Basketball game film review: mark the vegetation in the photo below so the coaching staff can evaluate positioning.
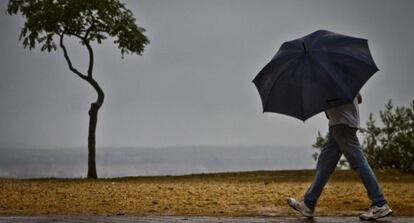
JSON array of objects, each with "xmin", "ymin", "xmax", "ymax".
[
  {"xmin": 313, "ymin": 100, "xmax": 414, "ymax": 172},
  {"xmin": 7, "ymin": 0, "xmax": 149, "ymax": 178}
]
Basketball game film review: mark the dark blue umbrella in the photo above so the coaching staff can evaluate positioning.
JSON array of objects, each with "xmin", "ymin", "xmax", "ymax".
[{"xmin": 252, "ymin": 30, "xmax": 379, "ymax": 121}]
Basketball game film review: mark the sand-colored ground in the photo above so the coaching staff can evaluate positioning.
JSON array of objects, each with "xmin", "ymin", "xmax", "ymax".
[{"xmin": 0, "ymin": 170, "xmax": 413, "ymax": 216}]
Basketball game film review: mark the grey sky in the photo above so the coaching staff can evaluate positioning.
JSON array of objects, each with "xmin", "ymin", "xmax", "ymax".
[{"xmin": 0, "ymin": 0, "xmax": 413, "ymax": 149}]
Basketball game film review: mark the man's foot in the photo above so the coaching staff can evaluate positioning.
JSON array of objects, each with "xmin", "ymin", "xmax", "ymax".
[
  {"xmin": 287, "ymin": 197, "xmax": 314, "ymax": 218},
  {"xmin": 359, "ymin": 203, "xmax": 393, "ymax": 221}
]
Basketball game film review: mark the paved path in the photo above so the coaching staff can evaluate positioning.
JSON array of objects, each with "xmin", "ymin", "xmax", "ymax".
[{"xmin": 0, "ymin": 215, "xmax": 409, "ymax": 223}]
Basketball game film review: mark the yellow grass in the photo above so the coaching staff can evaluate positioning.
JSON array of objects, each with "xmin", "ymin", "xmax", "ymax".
[{"xmin": 0, "ymin": 169, "xmax": 413, "ymax": 216}]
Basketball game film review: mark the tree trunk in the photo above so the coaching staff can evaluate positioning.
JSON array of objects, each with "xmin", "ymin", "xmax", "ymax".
[
  {"xmin": 86, "ymin": 78, "xmax": 104, "ymax": 179},
  {"xmin": 86, "ymin": 80, "xmax": 104, "ymax": 179},
  {"xmin": 87, "ymin": 102, "xmax": 99, "ymax": 179}
]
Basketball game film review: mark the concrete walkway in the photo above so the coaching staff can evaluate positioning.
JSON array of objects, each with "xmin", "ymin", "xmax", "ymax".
[{"xmin": 0, "ymin": 215, "xmax": 407, "ymax": 223}]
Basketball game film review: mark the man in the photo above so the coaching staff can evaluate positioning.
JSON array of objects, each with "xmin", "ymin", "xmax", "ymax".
[{"xmin": 287, "ymin": 93, "xmax": 392, "ymax": 221}]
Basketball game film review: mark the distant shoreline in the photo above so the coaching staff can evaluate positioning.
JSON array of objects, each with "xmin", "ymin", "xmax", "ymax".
[
  {"xmin": 1, "ymin": 169, "xmax": 412, "ymax": 181},
  {"xmin": 0, "ymin": 146, "xmax": 315, "ymax": 178}
]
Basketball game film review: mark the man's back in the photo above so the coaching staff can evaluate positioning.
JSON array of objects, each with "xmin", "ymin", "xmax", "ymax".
[{"xmin": 325, "ymin": 96, "xmax": 360, "ymax": 128}]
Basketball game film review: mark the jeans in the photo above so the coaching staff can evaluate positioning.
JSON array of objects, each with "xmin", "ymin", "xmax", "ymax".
[{"xmin": 303, "ymin": 124, "xmax": 387, "ymax": 210}]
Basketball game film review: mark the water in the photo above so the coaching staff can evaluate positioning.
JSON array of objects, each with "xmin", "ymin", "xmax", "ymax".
[{"xmin": 0, "ymin": 146, "xmax": 316, "ymax": 178}]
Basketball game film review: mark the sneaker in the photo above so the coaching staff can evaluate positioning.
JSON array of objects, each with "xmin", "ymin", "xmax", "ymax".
[
  {"xmin": 359, "ymin": 203, "xmax": 393, "ymax": 221},
  {"xmin": 287, "ymin": 197, "xmax": 314, "ymax": 218}
]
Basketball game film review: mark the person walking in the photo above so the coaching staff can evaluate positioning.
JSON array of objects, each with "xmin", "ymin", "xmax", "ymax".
[{"xmin": 287, "ymin": 93, "xmax": 393, "ymax": 221}]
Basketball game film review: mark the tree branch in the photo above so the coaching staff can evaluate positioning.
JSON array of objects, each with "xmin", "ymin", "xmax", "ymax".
[
  {"xmin": 59, "ymin": 31, "xmax": 103, "ymax": 107},
  {"xmin": 59, "ymin": 33, "xmax": 88, "ymax": 81},
  {"xmin": 67, "ymin": 22, "xmax": 95, "ymax": 79},
  {"xmin": 84, "ymin": 17, "xmax": 95, "ymax": 40},
  {"xmin": 85, "ymin": 40, "xmax": 94, "ymax": 78}
]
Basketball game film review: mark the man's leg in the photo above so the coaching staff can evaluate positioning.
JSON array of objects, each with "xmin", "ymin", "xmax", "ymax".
[
  {"xmin": 303, "ymin": 130, "xmax": 342, "ymax": 210},
  {"xmin": 330, "ymin": 124, "xmax": 387, "ymax": 207}
]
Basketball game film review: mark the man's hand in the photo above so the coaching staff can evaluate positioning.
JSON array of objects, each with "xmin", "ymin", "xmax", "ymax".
[{"xmin": 357, "ymin": 93, "xmax": 362, "ymax": 104}]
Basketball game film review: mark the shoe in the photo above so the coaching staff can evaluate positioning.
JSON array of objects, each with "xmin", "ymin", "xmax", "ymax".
[
  {"xmin": 359, "ymin": 203, "xmax": 393, "ymax": 221},
  {"xmin": 287, "ymin": 197, "xmax": 314, "ymax": 218}
]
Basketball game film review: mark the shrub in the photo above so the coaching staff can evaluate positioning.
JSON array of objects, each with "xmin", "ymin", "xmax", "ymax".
[{"xmin": 312, "ymin": 100, "xmax": 414, "ymax": 172}]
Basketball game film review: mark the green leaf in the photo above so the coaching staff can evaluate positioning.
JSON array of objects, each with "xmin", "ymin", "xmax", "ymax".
[{"xmin": 7, "ymin": 0, "xmax": 149, "ymax": 57}]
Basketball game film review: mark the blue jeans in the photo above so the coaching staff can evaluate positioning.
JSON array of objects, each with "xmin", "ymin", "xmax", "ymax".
[{"xmin": 304, "ymin": 124, "xmax": 387, "ymax": 210}]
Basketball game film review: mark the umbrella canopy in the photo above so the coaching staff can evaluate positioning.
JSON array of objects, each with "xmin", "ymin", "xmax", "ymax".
[{"xmin": 252, "ymin": 30, "xmax": 379, "ymax": 121}]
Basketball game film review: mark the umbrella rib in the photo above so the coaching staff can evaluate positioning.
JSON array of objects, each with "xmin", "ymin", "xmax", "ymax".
[
  {"xmin": 313, "ymin": 36, "xmax": 366, "ymax": 49},
  {"xmin": 315, "ymin": 50, "xmax": 378, "ymax": 70},
  {"xmin": 299, "ymin": 59, "xmax": 306, "ymax": 121},
  {"xmin": 271, "ymin": 49, "xmax": 302, "ymax": 62},
  {"xmin": 262, "ymin": 55, "xmax": 301, "ymax": 111},
  {"xmin": 310, "ymin": 56, "xmax": 353, "ymax": 101}
]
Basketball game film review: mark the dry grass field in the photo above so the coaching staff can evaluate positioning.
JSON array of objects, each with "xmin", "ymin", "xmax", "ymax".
[{"xmin": 0, "ymin": 169, "xmax": 413, "ymax": 216}]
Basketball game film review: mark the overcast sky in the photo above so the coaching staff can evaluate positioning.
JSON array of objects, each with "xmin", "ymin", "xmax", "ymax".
[{"xmin": 0, "ymin": 0, "xmax": 413, "ymax": 149}]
